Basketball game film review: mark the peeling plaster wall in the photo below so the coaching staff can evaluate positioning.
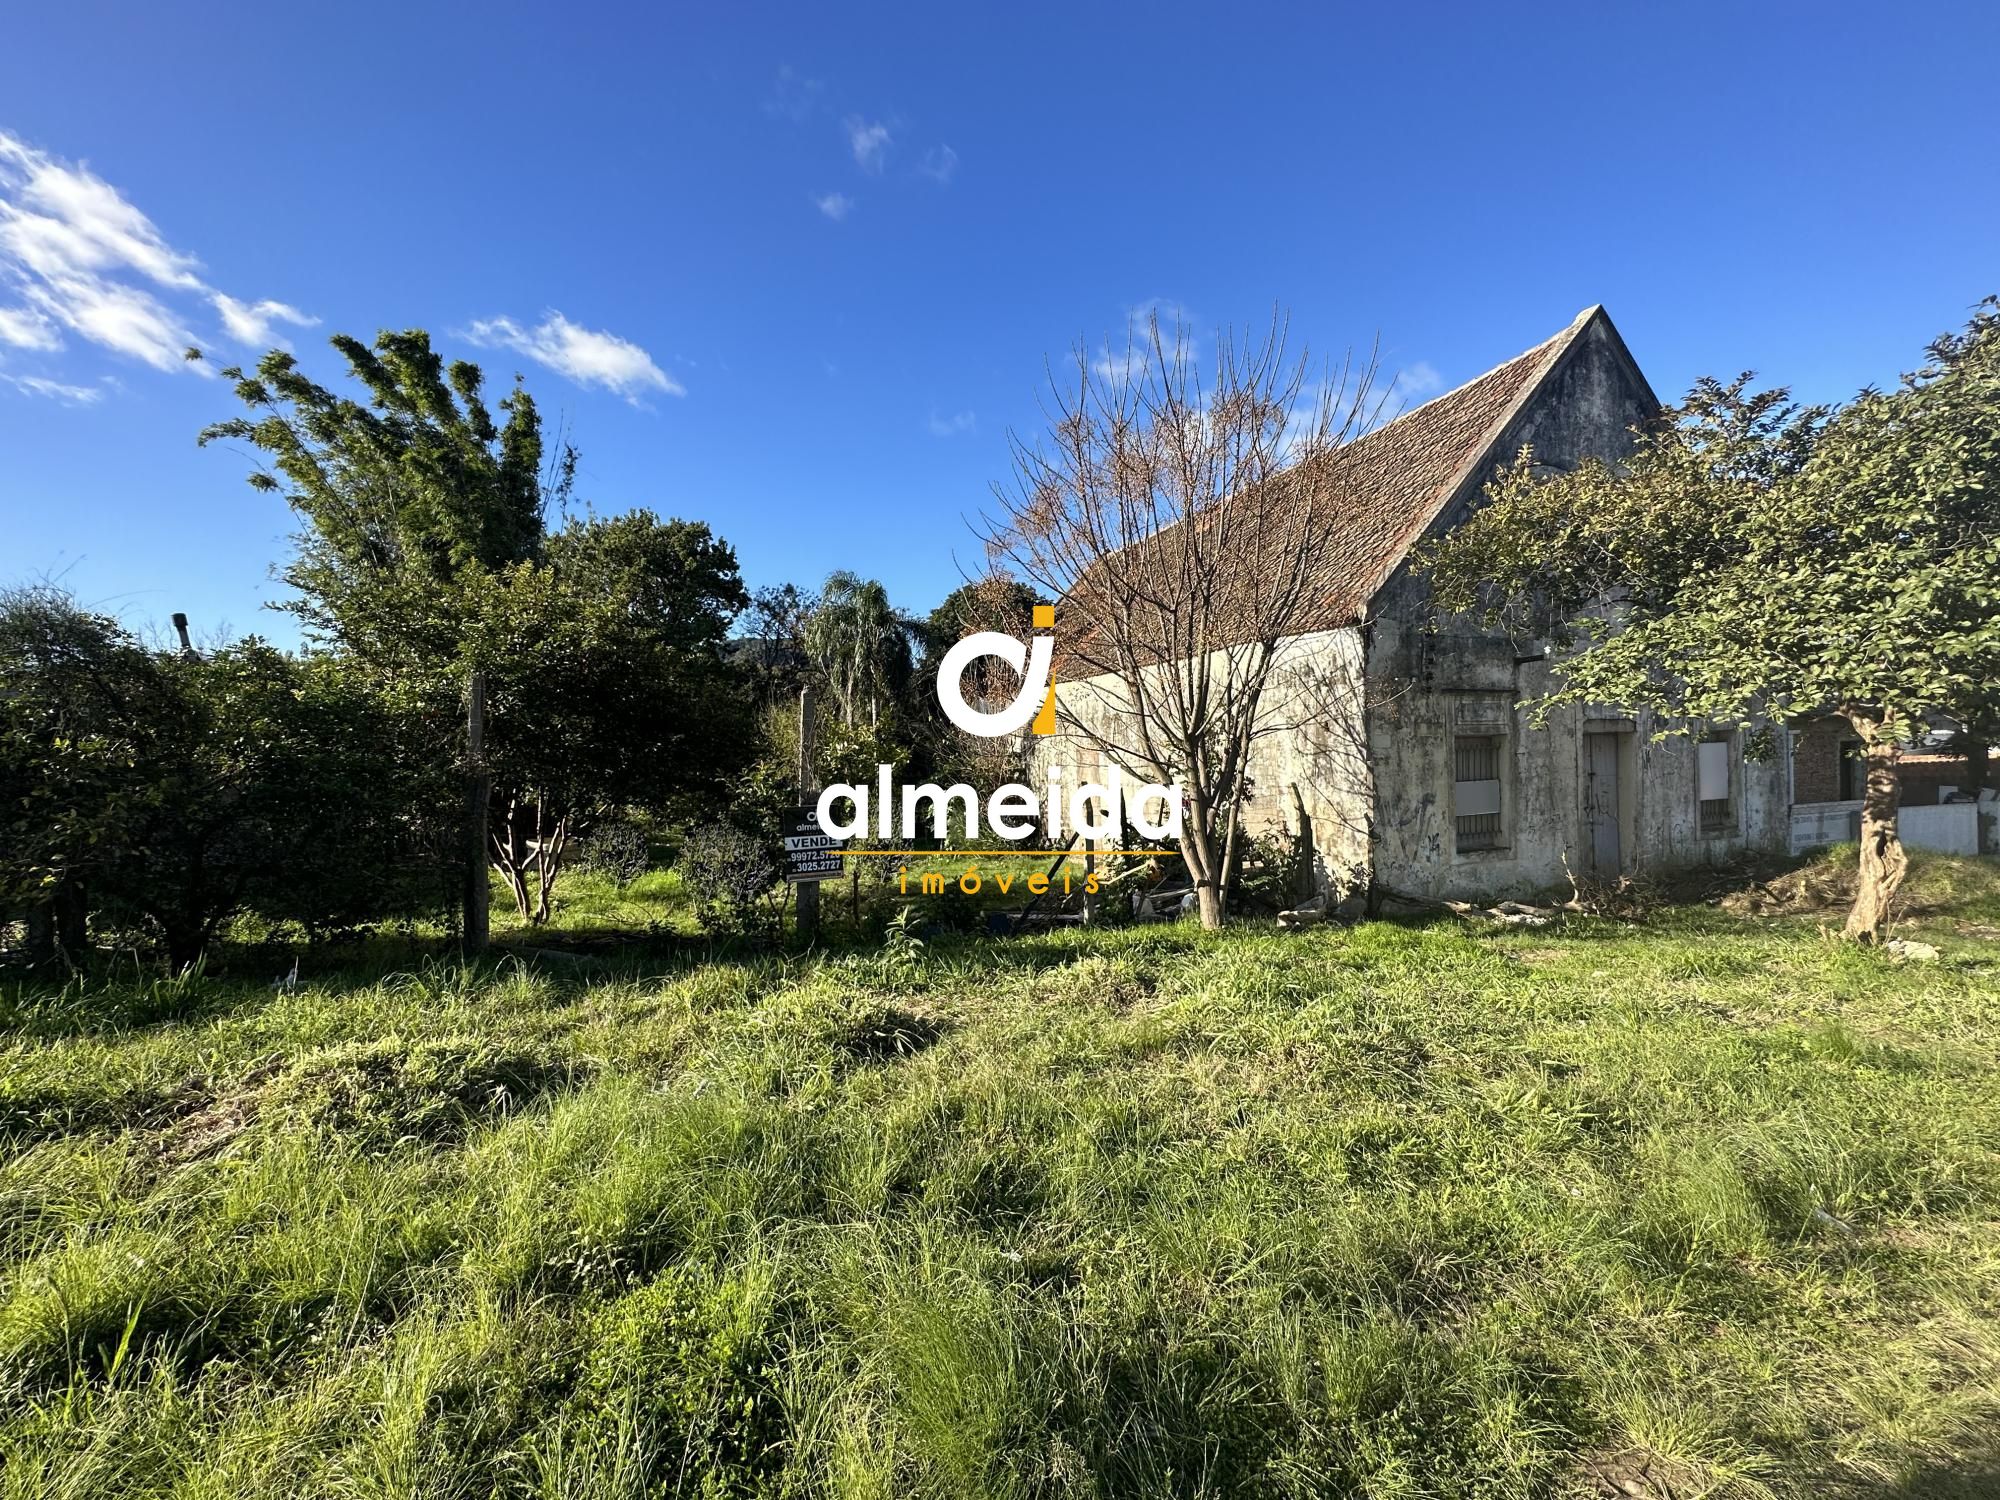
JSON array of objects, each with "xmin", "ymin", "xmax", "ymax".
[
  {"xmin": 1038, "ymin": 312, "xmax": 1795, "ymax": 908},
  {"xmin": 1042, "ymin": 628, "xmax": 1375, "ymax": 886},
  {"xmin": 1364, "ymin": 312, "xmax": 1791, "ymax": 902},
  {"xmin": 1362, "ymin": 620, "xmax": 1791, "ymax": 901}
]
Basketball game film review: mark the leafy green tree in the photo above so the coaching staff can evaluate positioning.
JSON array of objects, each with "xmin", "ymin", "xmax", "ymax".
[
  {"xmin": 466, "ymin": 513, "xmax": 749, "ymax": 919},
  {"xmin": 1, "ymin": 589, "xmax": 448, "ymax": 967},
  {"xmin": 917, "ymin": 575, "xmax": 1044, "ymax": 792},
  {"xmin": 736, "ymin": 581, "xmax": 819, "ymax": 703},
  {"xmin": 0, "ymin": 589, "xmax": 169, "ymax": 962},
  {"xmin": 202, "ymin": 331, "xmax": 753, "ymax": 924},
  {"xmin": 199, "ymin": 329, "xmax": 564, "ymax": 666},
  {"xmin": 1423, "ymin": 301, "xmax": 2000, "ymax": 940},
  {"xmin": 803, "ymin": 572, "xmax": 917, "ymax": 728},
  {"xmin": 108, "ymin": 644, "xmax": 450, "ymax": 965}
]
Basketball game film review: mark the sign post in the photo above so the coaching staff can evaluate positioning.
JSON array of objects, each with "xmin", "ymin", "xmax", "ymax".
[
  {"xmin": 795, "ymin": 687, "xmax": 822, "ymax": 937},
  {"xmin": 783, "ymin": 808, "xmax": 846, "ymax": 884}
]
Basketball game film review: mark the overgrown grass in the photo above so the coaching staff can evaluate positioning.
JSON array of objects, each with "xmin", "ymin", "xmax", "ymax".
[{"xmin": 3, "ymin": 858, "xmax": 1999, "ymax": 1497}]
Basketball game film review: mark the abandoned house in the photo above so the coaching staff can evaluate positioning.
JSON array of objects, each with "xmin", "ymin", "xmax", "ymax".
[{"xmin": 1043, "ymin": 305, "xmax": 1994, "ymax": 903}]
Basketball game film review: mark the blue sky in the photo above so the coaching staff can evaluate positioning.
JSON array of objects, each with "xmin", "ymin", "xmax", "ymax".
[{"xmin": 3, "ymin": 2, "xmax": 1997, "ymax": 644}]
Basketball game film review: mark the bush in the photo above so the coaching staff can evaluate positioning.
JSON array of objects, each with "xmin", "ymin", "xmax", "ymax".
[
  {"xmin": 677, "ymin": 822, "xmax": 782, "ymax": 938},
  {"xmin": 577, "ymin": 818, "xmax": 652, "ymax": 886}
]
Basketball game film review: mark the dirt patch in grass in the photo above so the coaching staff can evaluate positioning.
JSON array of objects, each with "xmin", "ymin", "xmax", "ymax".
[
  {"xmin": 1579, "ymin": 1445, "xmax": 1704, "ymax": 1499},
  {"xmin": 832, "ymin": 1004, "xmax": 950, "ymax": 1066},
  {"xmin": 1719, "ymin": 849, "xmax": 2000, "ymax": 923},
  {"xmin": 153, "ymin": 1054, "xmax": 286, "ymax": 1163}
]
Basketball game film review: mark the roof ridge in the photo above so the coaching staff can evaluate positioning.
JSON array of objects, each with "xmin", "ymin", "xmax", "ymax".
[
  {"xmin": 1350, "ymin": 308, "xmax": 1601, "ymax": 613},
  {"xmin": 1352, "ymin": 305, "xmax": 1598, "ymax": 446}
]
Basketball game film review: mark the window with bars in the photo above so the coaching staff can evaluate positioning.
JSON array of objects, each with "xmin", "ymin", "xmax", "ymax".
[
  {"xmin": 1454, "ymin": 735, "xmax": 1504, "ymax": 852},
  {"xmin": 1697, "ymin": 735, "xmax": 1734, "ymax": 834}
]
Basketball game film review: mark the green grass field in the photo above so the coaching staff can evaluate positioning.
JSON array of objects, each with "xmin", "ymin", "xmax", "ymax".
[{"xmin": 3, "ymin": 856, "xmax": 1999, "ymax": 1498}]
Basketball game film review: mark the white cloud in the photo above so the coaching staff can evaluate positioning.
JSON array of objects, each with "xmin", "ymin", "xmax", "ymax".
[
  {"xmin": 0, "ymin": 129, "xmax": 314, "ymax": 382},
  {"xmin": 813, "ymin": 191, "xmax": 854, "ymax": 222},
  {"xmin": 764, "ymin": 65, "xmax": 823, "ymax": 121},
  {"xmin": 1389, "ymin": 361, "xmax": 1443, "ymax": 402},
  {"xmin": 1355, "ymin": 361, "xmax": 1446, "ymax": 430},
  {"xmin": 2, "ymin": 371, "xmax": 103, "ymax": 404},
  {"xmin": 1093, "ymin": 298, "xmax": 1195, "ymax": 385},
  {"xmin": 0, "ymin": 303, "xmax": 58, "ymax": 349},
  {"xmin": 1284, "ymin": 360, "xmax": 1449, "ymax": 455},
  {"xmin": 26, "ymin": 272, "xmax": 194, "ymax": 371},
  {"xmin": 845, "ymin": 116, "xmax": 892, "ymax": 173},
  {"xmin": 927, "ymin": 409, "xmax": 976, "ymax": 437},
  {"xmin": 462, "ymin": 310, "xmax": 682, "ymax": 403},
  {"xmin": 213, "ymin": 293, "xmax": 318, "ymax": 347},
  {"xmin": 917, "ymin": 145, "xmax": 959, "ymax": 184},
  {"xmin": 1092, "ymin": 347, "xmax": 1148, "ymax": 385}
]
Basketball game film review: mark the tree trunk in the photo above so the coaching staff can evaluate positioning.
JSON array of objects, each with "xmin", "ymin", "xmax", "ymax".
[
  {"xmin": 163, "ymin": 916, "xmax": 205, "ymax": 972},
  {"xmin": 25, "ymin": 901, "xmax": 54, "ymax": 967},
  {"xmin": 1843, "ymin": 716, "xmax": 1908, "ymax": 943},
  {"xmin": 1179, "ymin": 788, "xmax": 1226, "ymax": 931},
  {"xmin": 494, "ymin": 800, "xmax": 532, "ymax": 920},
  {"xmin": 52, "ymin": 881, "xmax": 87, "ymax": 962},
  {"xmin": 464, "ymin": 671, "xmax": 490, "ymax": 954},
  {"xmin": 532, "ymin": 812, "xmax": 568, "ymax": 925}
]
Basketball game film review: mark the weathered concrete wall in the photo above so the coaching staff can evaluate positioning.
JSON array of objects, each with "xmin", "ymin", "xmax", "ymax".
[
  {"xmin": 1363, "ymin": 619, "xmax": 1791, "ymax": 900},
  {"xmin": 1362, "ymin": 311, "xmax": 1790, "ymax": 902},
  {"xmin": 1041, "ymin": 628, "xmax": 1375, "ymax": 889},
  {"xmin": 1039, "ymin": 311, "xmax": 1798, "ymax": 908}
]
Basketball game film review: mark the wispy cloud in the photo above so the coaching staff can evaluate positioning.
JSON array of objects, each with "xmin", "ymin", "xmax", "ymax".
[
  {"xmin": 2, "ymin": 371, "xmax": 102, "ymax": 404},
  {"xmin": 845, "ymin": 116, "xmax": 892, "ymax": 173},
  {"xmin": 1282, "ymin": 360, "xmax": 1447, "ymax": 455},
  {"xmin": 927, "ymin": 409, "xmax": 976, "ymax": 437},
  {"xmin": 917, "ymin": 145, "xmax": 959, "ymax": 185},
  {"xmin": 213, "ymin": 293, "xmax": 318, "ymax": 348},
  {"xmin": 1388, "ymin": 361, "xmax": 1442, "ymax": 403},
  {"xmin": 764, "ymin": 65, "xmax": 823, "ymax": 122},
  {"xmin": 462, "ymin": 310, "xmax": 682, "ymax": 404},
  {"xmin": 0, "ymin": 302, "xmax": 59, "ymax": 350},
  {"xmin": 0, "ymin": 129, "xmax": 314, "ymax": 378},
  {"xmin": 1354, "ymin": 360, "xmax": 1445, "ymax": 430},
  {"xmin": 1093, "ymin": 298, "xmax": 1195, "ymax": 384},
  {"xmin": 813, "ymin": 191, "xmax": 854, "ymax": 222}
]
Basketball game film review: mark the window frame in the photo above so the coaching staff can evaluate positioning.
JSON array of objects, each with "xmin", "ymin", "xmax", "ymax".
[
  {"xmin": 1696, "ymin": 732, "xmax": 1737, "ymax": 837},
  {"xmin": 1453, "ymin": 732, "xmax": 1508, "ymax": 855}
]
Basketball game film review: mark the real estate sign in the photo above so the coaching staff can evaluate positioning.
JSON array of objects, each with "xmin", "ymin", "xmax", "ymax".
[{"xmin": 782, "ymin": 808, "xmax": 846, "ymax": 882}]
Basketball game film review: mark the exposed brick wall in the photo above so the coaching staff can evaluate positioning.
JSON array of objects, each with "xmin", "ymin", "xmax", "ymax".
[
  {"xmin": 1792, "ymin": 718, "xmax": 1981, "ymax": 808},
  {"xmin": 1900, "ymin": 754, "xmax": 1980, "ymax": 808},
  {"xmin": 1792, "ymin": 719, "xmax": 1851, "ymax": 804}
]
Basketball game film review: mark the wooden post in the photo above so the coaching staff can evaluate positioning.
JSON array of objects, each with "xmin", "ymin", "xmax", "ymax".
[
  {"xmin": 1082, "ymin": 836, "xmax": 1098, "ymax": 923},
  {"xmin": 1288, "ymin": 783, "xmax": 1317, "ymax": 903},
  {"xmin": 797, "ymin": 685, "xmax": 818, "ymax": 940},
  {"xmin": 465, "ymin": 670, "xmax": 490, "ymax": 953}
]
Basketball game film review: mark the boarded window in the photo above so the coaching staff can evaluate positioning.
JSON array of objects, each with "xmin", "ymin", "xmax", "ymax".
[
  {"xmin": 1454, "ymin": 736, "xmax": 1503, "ymax": 852},
  {"xmin": 1698, "ymin": 736, "xmax": 1733, "ymax": 834}
]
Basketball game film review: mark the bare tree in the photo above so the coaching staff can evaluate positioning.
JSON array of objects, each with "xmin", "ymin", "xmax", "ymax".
[{"xmin": 982, "ymin": 310, "xmax": 1382, "ymax": 928}]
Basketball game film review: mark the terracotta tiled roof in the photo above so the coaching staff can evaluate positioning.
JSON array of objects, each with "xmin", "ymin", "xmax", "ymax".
[
  {"xmin": 1294, "ymin": 308, "xmax": 1591, "ymax": 627},
  {"xmin": 1052, "ymin": 310, "xmax": 1599, "ymax": 675}
]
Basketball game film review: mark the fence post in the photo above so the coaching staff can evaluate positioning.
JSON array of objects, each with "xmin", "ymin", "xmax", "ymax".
[
  {"xmin": 797, "ymin": 685, "xmax": 818, "ymax": 940},
  {"xmin": 465, "ymin": 670, "xmax": 490, "ymax": 954}
]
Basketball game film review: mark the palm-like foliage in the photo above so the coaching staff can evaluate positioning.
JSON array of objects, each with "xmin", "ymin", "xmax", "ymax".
[{"xmin": 802, "ymin": 572, "xmax": 916, "ymax": 726}]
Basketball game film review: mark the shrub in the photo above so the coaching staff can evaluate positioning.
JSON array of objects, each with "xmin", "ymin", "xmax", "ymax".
[
  {"xmin": 677, "ymin": 822, "xmax": 782, "ymax": 938},
  {"xmin": 577, "ymin": 818, "xmax": 652, "ymax": 886}
]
